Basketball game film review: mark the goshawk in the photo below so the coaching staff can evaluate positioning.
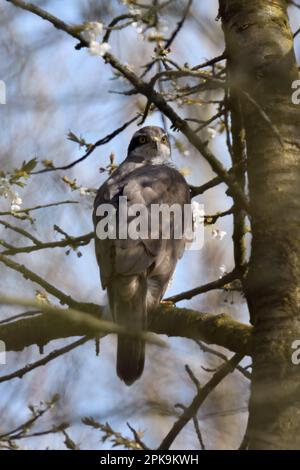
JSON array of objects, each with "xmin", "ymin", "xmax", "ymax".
[{"xmin": 93, "ymin": 126, "xmax": 191, "ymax": 385}]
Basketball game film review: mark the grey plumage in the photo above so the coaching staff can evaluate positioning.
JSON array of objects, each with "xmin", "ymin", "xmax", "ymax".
[{"xmin": 93, "ymin": 126, "xmax": 191, "ymax": 385}]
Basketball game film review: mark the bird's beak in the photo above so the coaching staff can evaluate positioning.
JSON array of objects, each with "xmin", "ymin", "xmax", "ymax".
[{"xmin": 151, "ymin": 136, "xmax": 160, "ymax": 150}]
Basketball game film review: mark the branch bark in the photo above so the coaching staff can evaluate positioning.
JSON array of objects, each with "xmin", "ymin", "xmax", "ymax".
[{"xmin": 0, "ymin": 300, "xmax": 251, "ymax": 355}]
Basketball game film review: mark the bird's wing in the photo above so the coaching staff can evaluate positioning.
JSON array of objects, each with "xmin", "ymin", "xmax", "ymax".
[{"xmin": 93, "ymin": 163, "xmax": 191, "ymax": 289}]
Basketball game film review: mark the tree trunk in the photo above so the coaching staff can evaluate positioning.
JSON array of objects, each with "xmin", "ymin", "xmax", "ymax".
[{"xmin": 220, "ymin": 0, "xmax": 300, "ymax": 449}]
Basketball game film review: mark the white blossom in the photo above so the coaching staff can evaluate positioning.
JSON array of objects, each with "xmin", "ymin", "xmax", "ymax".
[
  {"xmin": 79, "ymin": 187, "xmax": 89, "ymax": 196},
  {"xmin": 0, "ymin": 178, "xmax": 23, "ymax": 211},
  {"xmin": 10, "ymin": 194, "xmax": 22, "ymax": 212},
  {"xmin": 128, "ymin": 6, "xmax": 142, "ymax": 15},
  {"xmin": 89, "ymin": 41, "xmax": 111, "ymax": 57},
  {"xmin": 13, "ymin": 196, "xmax": 22, "ymax": 206},
  {"xmin": 121, "ymin": 1, "xmax": 142, "ymax": 14},
  {"xmin": 207, "ymin": 127, "xmax": 217, "ymax": 139},
  {"xmin": 11, "ymin": 203, "xmax": 21, "ymax": 212},
  {"xmin": 219, "ymin": 264, "xmax": 227, "ymax": 277},
  {"xmin": 0, "ymin": 177, "xmax": 11, "ymax": 198},
  {"xmin": 192, "ymin": 201, "xmax": 205, "ymax": 228},
  {"xmin": 131, "ymin": 21, "xmax": 144, "ymax": 35},
  {"xmin": 212, "ymin": 228, "xmax": 227, "ymax": 240},
  {"xmin": 80, "ymin": 22, "xmax": 111, "ymax": 58},
  {"xmin": 81, "ymin": 22, "xmax": 103, "ymax": 43}
]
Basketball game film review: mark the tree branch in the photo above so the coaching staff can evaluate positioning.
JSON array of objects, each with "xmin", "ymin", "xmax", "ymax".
[
  {"xmin": 0, "ymin": 253, "xmax": 95, "ymax": 311},
  {"xmin": 0, "ymin": 200, "xmax": 78, "ymax": 218},
  {"xmin": 0, "ymin": 296, "xmax": 164, "ymax": 348},
  {"xmin": 157, "ymin": 353, "xmax": 243, "ymax": 449},
  {"xmin": 31, "ymin": 115, "xmax": 139, "ymax": 175},
  {"xmin": 0, "ymin": 231, "xmax": 94, "ymax": 256},
  {"xmin": 0, "ymin": 336, "xmax": 89, "ymax": 384},
  {"xmin": 0, "ymin": 300, "xmax": 252, "ymax": 355},
  {"xmin": 190, "ymin": 176, "xmax": 222, "ymax": 198},
  {"xmin": 165, "ymin": 270, "xmax": 238, "ymax": 303},
  {"xmin": 6, "ymin": 0, "xmax": 249, "ymax": 212}
]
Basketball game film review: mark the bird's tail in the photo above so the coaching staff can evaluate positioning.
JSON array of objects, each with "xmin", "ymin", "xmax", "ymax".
[{"xmin": 110, "ymin": 276, "xmax": 147, "ymax": 386}]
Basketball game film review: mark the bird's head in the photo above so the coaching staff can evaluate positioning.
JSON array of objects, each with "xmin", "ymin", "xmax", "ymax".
[{"xmin": 127, "ymin": 126, "xmax": 171, "ymax": 163}]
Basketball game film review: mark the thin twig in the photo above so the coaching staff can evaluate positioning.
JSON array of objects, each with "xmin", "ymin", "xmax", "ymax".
[
  {"xmin": 204, "ymin": 207, "xmax": 233, "ymax": 225},
  {"xmin": 165, "ymin": 270, "xmax": 238, "ymax": 303},
  {"xmin": 0, "ymin": 310, "xmax": 40, "ymax": 325},
  {"xmin": 196, "ymin": 341, "xmax": 251, "ymax": 380},
  {"xmin": 0, "ymin": 200, "xmax": 78, "ymax": 217},
  {"xmin": 1, "ymin": 231, "xmax": 94, "ymax": 256},
  {"xmin": 141, "ymin": 0, "xmax": 193, "ymax": 77},
  {"xmin": 0, "ymin": 253, "xmax": 91, "ymax": 310},
  {"xmin": 0, "ymin": 220, "xmax": 41, "ymax": 244},
  {"xmin": 127, "ymin": 422, "xmax": 149, "ymax": 450},
  {"xmin": 31, "ymin": 115, "xmax": 139, "ymax": 175},
  {"xmin": 157, "ymin": 353, "xmax": 243, "ymax": 449},
  {"xmin": 0, "ymin": 337, "xmax": 89, "ymax": 383},
  {"xmin": 193, "ymin": 416, "xmax": 206, "ymax": 450},
  {"xmin": 190, "ymin": 176, "xmax": 222, "ymax": 198},
  {"xmin": 0, "ymin": 398, "xmax": 57, "ymax": 439},
  {"xmin": 185, "ymin": 364, "xmax": 201, "ymax": 391},
  {"xmin": 192, "ymin": 52, "xmax": 226, "ymax": 70}
]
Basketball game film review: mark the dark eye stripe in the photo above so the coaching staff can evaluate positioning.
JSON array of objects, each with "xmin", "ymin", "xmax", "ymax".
[{"xmin": 128, "ymin": 135, "xmax": 147, "ymax": 152}]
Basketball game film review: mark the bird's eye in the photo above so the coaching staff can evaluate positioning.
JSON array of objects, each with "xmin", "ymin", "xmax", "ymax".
[
  {"xmin": 139, "ymin": 136, "xmax": 147, "ymax": 144},
  {"xmin": 161, "ymin": 135, "xmax": 168, "ymax": 144}
]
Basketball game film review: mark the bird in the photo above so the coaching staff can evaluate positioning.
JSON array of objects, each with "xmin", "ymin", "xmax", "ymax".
[{"xmin": 93, "ymin": 126, "xmax": 191, "ymax": 385}]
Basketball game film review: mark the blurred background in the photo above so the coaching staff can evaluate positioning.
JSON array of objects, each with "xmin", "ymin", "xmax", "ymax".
[{"xmin": 0, "ymin": 0, "xmax": 299, "ymax": 450}]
